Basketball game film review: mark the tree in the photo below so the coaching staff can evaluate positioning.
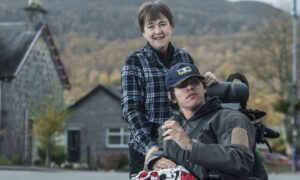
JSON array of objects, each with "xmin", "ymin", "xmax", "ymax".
[
  {"xmin": 32, "ymin": 93, "xmax": 69, "ymax": 166},
  {"xmin": 242, "ymin": 14, "xmax": 292, "ymax": 96},
  {"xmin": 241, "ymin": 14, "xmax": 299, "ymax": 154}
]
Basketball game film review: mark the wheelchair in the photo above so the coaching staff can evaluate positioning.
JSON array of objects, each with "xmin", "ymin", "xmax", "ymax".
[
  {"xmin": 206, "ymin": 82, "xmax": 280, "ymax": 150},
  {"xmin": 204, "ymin": 82, "xmax": 280, "ymax": 180}
]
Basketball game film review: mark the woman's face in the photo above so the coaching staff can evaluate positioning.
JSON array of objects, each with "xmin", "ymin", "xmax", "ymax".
[
  {"xmin": 143, "ymin": 15, "xmax": 173, "ymax": 52},
  {"xmin": 233, "ymin": 78, "xmax": 242, "ymax": 83}
]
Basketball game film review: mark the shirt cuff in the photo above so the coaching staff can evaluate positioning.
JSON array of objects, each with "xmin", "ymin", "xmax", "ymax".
[{"xmin": 144, "ymin": 141, "xmax": 159, "ymax": 154}]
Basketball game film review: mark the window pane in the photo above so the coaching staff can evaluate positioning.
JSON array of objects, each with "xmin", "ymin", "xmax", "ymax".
[
  {"xmin": 109, "ymin": 135, "xmax": 121, "ymax": 144},
  {"xmin": 109, "ymin": 128, "xmax": 120, "ymax": 133},
  {"xmin": 124, "ymin": 135, "xmax": 130, "ymax": 144}
]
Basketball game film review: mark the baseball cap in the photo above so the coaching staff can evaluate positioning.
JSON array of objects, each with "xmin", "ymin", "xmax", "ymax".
[{"xmin": 165, "ymin": 63, "xmax": 205, "ymax": 90}]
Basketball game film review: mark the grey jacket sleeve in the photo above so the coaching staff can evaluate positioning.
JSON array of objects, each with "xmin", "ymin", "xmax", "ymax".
[{"xmin": 189, "ymin": 114, "xmax": 255, "ymax": 176}]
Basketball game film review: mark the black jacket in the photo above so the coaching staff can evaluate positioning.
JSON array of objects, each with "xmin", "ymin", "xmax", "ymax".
[{"xmin": 152, "ymin": 97, "xmax": 263, "ymax": 180}]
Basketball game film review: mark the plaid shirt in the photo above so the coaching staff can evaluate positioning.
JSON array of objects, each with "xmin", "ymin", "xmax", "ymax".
[{"xmin": 121, "ymin": 43, "xmax": 194, "ymax": 154}]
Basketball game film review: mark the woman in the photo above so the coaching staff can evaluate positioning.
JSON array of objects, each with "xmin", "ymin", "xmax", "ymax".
[{"xmin": 121, "ymin": 1, "xmax": 216, "ymax": 177}]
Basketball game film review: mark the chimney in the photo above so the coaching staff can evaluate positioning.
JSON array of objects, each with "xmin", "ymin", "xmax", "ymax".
[{"xmin": 24, "ymin": 0, "xmax": 48, "ymax": 29}]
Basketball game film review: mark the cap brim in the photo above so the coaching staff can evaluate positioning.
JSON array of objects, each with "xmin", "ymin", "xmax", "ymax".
[{"xmin": 170, "ymin": 74, "xmax": 205, "ymax": 88}]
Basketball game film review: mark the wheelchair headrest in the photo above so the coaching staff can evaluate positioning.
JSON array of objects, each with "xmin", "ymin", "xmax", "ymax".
[{"xmin": 206, "ymin": 82, "xmax": 249, "ymax": 104}]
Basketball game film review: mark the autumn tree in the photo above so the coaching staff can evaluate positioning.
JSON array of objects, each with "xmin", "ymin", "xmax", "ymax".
[
  {"xmin": 244, "ymin": 15, "xmax": 292, "ymax": 96},
  {"xmin": 241, "ymin": 14, "xmax": 299, "ymax": 154},
  {"xmin": 32, "ymin": 93, "xmax": 69, "ymax": 166}
]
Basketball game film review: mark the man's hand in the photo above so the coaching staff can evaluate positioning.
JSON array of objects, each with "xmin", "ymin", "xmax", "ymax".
[
  {"xmin": 162, "ymin": 120, "xmax": 192, "ymax": 151},
  {"xmin": 152, "ymin": 157, "xmax": 176, "ymax": 170},
  {"xmin": 204, "ymin": 71, "xmax": 217, "ymax": 86}
]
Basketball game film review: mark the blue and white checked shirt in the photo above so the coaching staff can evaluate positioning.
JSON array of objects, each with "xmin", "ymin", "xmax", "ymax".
[{"xmin": 121, "ymin": 43, "xmax": 194, "ymax": 154}]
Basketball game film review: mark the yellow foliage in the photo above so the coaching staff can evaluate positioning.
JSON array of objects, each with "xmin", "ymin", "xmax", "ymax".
[
  {"xmin": 61, "ymin": 31, "xmax": 293, "ymax": 130},
  {"xmin": 109, "ymin": 68, "xmax": 121, "ymax": 85},
  {"xmin": 88, "ymin": 70, "xmax": 100, "ymax": 84},
  {"xmin": 32, "ymin": 94, "xmax": 69, "ymax": 150},
  {"xmin": 99, "ymin": 71, "xmax": 109, "ymax": 84}
]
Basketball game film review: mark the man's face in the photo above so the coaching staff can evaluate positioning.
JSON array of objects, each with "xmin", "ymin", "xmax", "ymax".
[
  {"xmin": 142, "ymin": 15, "xmax": 173, "ymax": 52},
  {"xmin": 173, "ymin": 77, "xmax": 205, "ymax": 112}
]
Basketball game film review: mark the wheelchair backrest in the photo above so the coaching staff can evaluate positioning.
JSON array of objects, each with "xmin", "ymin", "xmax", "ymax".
[
  {"xmin": 206, "ymin": 82, "xmax": 269, "ymax": 180},
  {"xmin": 206, "ymin": 82, "xmax": 249, "ymax": 109}
]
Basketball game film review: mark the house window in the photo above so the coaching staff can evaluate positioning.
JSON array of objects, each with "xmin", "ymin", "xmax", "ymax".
[{"xmin": 105, "ymin": 128, "xmax": 129, "ymax": 148}]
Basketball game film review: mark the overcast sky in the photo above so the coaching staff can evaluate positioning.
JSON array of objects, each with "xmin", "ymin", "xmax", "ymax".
[{"xmin": 227, "ymin": 0, "xmax": 295, "ymax": 12}]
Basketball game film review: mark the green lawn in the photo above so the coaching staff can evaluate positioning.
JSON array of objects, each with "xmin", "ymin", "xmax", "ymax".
[{"xmin": 265, "ymin": 164, "xmax": 292, "ymax": 173}]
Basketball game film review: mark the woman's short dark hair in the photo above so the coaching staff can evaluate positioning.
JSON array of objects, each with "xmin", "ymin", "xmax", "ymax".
[
  {"xmin": 227, "ymin": 72, "xmax": 249, "ymax": 88},
  {"xmin": 138, "ymin": 0, "xmax": 175, "ymax": 33},
  {"xmin": 227, "ymin": 72, "xmax": 249, "ymax": 109}
]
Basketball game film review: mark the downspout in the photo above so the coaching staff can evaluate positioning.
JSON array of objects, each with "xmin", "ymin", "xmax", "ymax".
[
  {"xmin": 0, "ymin": 81, "xmax": 2, "ymax": 152},
  {"xmin": 0, "ymin": 81, "xmax": 2, "ymax": 132}
]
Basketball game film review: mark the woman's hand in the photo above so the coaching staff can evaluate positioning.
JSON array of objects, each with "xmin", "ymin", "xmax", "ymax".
[
  {"xmin": 152, "ymin": 157, "xmax": 176, "ymax": 170},
  {"xmin": 204, "ymin": 71, "xmax": 218, "ymax": 86},
  {"xmin": 162, "ymin": 120, "xmax": 192, "ymax": 151},
  {"xmin": 145, "ymin": 146, "xmax": 159, "ymax": 163}
]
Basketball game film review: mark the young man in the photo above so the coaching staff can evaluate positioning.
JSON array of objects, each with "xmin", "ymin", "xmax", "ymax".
[{"xmin": 145, "ymin": 63, "xmax": 267, "ymax": 180}]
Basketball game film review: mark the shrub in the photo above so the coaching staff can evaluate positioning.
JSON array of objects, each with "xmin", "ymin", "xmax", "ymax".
[
  {"xmin": 0, "ymin": 154, "xmax": 12, "ymax": 165},
  {"xmin": 60, "ymin": 161, "xmax": 73, "ymax": 169},
  {"xmin": 33, "ymin": 159, "xmax": 43, "ymax": 166},
  {"xmin": 38, "ymin": 144, "xmax": 67, "ymax": 165}
]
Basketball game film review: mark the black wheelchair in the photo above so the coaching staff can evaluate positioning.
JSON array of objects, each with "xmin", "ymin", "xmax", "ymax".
[{"xmin": 203, "ymin": 82, "xmax": 280, "ymax": 180}]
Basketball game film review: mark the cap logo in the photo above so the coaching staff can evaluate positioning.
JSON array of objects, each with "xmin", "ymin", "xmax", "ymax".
[{"xmin": 177, "ymin": 66, "xmax": 192, "ymax": 75}]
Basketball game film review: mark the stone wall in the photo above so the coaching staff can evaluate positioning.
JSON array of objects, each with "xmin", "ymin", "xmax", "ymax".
[{"xmin": 1, "ymin": 36, "xmax": 64, "ymax": 163}]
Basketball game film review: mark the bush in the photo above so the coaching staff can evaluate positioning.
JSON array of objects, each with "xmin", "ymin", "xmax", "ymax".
[
  {"xmin": 73, "ymin": 163, "xmax": 89, "ymax": 170},
  {"xmin": 38, "ymin": 144, "xmax": 67, "ymax": 165},
  {"xmin": 60, "ymin": 161, "xmax": 73, "ymax": 169},
  {"xmin": 0, "ymin": 154, "xmax": 12, "ymax": 165},
  {"xmin": 96, "ymin": 152, "xmax": 128, "ymax": 171},
  {"xmin": 33, "ymin": 159, "xmax": 43, "ymax": 166},
  {"xmin": 11, "ymin": 156, "xmax": 23, "ymax": 165},
  {"xmin": 271, "ymin": 137, "xmax": 287, "ymax": 154},
  {"xmin": 60, "ymin": 162, "xmax": 89, "ymax": 170}
]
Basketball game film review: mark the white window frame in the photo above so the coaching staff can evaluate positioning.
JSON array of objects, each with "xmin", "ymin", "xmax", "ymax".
[{"xmin": 105, "ymin": 127, "xmax": 129, "ymax": 148}]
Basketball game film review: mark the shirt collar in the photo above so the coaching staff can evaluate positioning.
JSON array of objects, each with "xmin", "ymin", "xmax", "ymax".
[{"xmin": 146, "ymin": 42, "xmax": 175, "ymax": 68}]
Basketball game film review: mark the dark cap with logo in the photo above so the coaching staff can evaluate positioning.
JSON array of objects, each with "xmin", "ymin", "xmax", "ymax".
[{"xmin": 165, "ymin": 63, "xmax": 205, "ymax": 90}]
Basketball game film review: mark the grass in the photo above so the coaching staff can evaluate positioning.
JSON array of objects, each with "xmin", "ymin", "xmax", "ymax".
[{"xmin": 265, "ymin": 163, "xmax": 292, "ymax": 173}]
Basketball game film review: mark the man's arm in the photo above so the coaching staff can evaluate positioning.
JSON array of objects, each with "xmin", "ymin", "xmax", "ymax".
[
  {"xmin": 189, "ymin": 113, "xmax": 255, "ymax": 176},
  {"xmin": 161, "ymin": 113, "xmax": 255, "ymax": 176}
]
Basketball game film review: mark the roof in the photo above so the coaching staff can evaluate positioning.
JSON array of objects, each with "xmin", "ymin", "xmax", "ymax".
[
  {"xmin": 68, "ymin": 84, "xmax": 120, "ymax": 109},
  {"xmin": 0, "ymin": 22, "xmax": 34, "ymax": 77},
  {"xmin": 0, "ymin": 22, "xmax": 71, "ymax": 89}
]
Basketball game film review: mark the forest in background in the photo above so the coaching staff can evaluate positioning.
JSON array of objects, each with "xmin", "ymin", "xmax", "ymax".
[{"xmin": 0, "ymin": 0, "xmax": 298, "ymax": 144}]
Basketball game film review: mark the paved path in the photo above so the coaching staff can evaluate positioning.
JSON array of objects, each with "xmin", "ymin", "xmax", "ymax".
[
  {"xmin": 0, "ymin": 170, "xmax": 127, "ymax": 180},
  {"xmin": 269, "ymin": 173, "xmax": 300, "ymax": 180},
  {"xmin": 0, "ymin": 169, "xmax": 299, "ymax": 180}
]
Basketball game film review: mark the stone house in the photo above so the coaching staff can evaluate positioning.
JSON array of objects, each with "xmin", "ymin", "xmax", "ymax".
[
  {"xmin": 67, "ymin": 84, "xmax": 129, "ymax": 168},
  {"xmin": 0, "ymin": 2, "xmax": 70, "ymax": 164}
]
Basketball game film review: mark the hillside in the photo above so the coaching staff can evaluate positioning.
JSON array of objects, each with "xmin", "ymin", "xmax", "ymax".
[
  {"xmin": 0, "ymin": 0, "xmax": 286, "ymax": 107},
  {"xmin": 0, "ymin": 0, "xmax": 284, "ymax": 39}
]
